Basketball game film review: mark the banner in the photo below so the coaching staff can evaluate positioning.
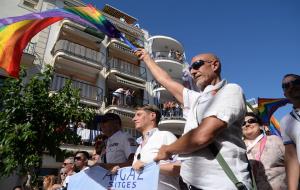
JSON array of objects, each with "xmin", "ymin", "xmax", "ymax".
[{"xmin": 68, "ymin": 162, "xmax": 159, "ymax": 190}]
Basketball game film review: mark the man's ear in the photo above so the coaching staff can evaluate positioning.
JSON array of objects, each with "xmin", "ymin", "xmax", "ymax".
[
  {"xmin": 150, "ymin": 112, "xmax": 156, "ymax": 121},
  {"xmin": 211, "ymin": 61, "xmax": 220, "ymax": 72}
]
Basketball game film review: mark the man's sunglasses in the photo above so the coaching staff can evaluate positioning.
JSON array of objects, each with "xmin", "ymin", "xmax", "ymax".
[
  {"xmin": 189, "ymin": 60, "xmax": 206, "ymax": 71},
  {"xmin": 74, "ymin": 156, "xmax": 83, "ymax": 161},
  {"xmin": 282, "ymin": 79, "xmax": 300, "ymax": 90},
  {"xmin": 242, "ymin": 118, "xmax": 258, "ymax": 126}
]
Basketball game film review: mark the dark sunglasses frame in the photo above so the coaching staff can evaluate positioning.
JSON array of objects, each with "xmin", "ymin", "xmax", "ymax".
[
  {"xmin": 242, "ymin": 118, "xmax": 258, "ymax": 126},
  {"xmin": 74, "ymin": 156, "xmax": 83, "ymax": 161},
  {"xmin": 282, "ymin": 79, "xmax": 300, "ymax": 90},
  {"xmin": 189, "ymin": 60, "xmax": 206, "ymax": 71}
]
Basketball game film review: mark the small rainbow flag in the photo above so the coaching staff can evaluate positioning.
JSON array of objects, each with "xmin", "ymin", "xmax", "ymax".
[
  {"xmin": 258, "ymin": 98, "xmax": 290, "ymax": 125},
  {"xmin": 0, "ymin": 5, "xmax": 136, "ymax": 78},
  {"xmin": 269, "ymin": 115, "xmax": 281, "ymax": 136}
]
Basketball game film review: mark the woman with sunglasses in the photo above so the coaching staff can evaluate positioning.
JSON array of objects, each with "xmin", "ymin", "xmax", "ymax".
[{"xmin": 243, "ymin": 112, "xmax": 286, "ymax": 190}]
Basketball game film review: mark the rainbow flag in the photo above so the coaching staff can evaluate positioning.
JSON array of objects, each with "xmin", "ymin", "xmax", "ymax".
[
  {"xmin": 0, "ymin": 5, "xmax": 136, "ymax": 77},
  {"xmin": 64, "ymin": 5, "xmax": 137, "ymax": 50},
  {"xmin": 0, "ymin": 18, "xmax": 62, "ymax": 77},
  {"xmin": 269, "ymin": 115, "xmax": 281, "ymax": 136},
  {"xmin": 258, "ymin": 98, "xmax": 290, "ymax": 125}
]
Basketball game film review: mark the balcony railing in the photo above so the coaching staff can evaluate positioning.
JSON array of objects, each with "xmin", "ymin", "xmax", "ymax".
[
  {"xmin": 109, "ymin": 41, "xmax": 134, "ymax": 55},
  {"xmin": 53, "ymin": 40, "xmax": 104, "ymax": 66},
  {"xmin": 155, "ymin": 102, "xmax": 185, "ymax": 121},
  {"xmin": 152, "ymin": 78, "xmax": 183, "ymax": 90},
  {"xmin": 107, "ymin": 58, "xmax": 147, "ymax": 80},
  {"xmin": 152, "ymin": 51, "xmax": 185, "ymax": 64},
  {"xmin": 51, "ymin": 75, "xmax": 103, "ymax": 104},
  {"xmin": 105, "ymin": 91, "xmax": 148, "ymax": 109},
  {"xmin": 24, "ymin": 42, "xmax": 36, "ymax": 55}
]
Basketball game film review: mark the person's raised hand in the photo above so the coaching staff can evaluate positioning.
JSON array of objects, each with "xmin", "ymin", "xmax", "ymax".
[{"xmin": 134, "ymin": 48, "xmax": 151, "ymax": 62}]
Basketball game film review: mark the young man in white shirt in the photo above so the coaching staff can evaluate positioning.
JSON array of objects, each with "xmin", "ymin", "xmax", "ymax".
[
  {"xmin": 280, "ymin": 74, "xmax": 300, "ymax": 190},
  {"xmin": 134, "ymin": 49, "xmax": 251, "ymax": 190},
  {"xmin": 132, "ymin": 104, "xmax": 180, "ymax": 190}
]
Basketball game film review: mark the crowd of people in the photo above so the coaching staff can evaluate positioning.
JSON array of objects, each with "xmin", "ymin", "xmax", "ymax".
[
  {"xmin": 161, "ymin": 101, "xmax": 183, "ymax": 119},
  {"xmin": 133, "ymin": 49, "xmax": 300, "ymax": 190},
  {"xmin": 13, "ymin": 48, "xmax": 300, "ymax": 190}
]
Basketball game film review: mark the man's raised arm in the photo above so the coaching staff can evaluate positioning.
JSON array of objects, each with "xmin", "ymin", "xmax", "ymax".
[{"xmin": 134, "ymin": 49, "xmax": 184, "ymax": 104}]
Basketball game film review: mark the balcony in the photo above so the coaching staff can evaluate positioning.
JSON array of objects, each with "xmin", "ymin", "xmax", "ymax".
[
  {"xmin": 152, "ymin": 78, "xmax": 183, "ymax": 103},
  {"xmin": 21, "ymin": 42, "xmax": 37, "ymax": 67},
  {"xmin": 103, "ymin": 11, "xmax": 144, "ymax": 40},
  {"xmin": 104, "ymin": 91, "xmax": 149, "ymax": 127},
  {"xmin": 60, "ymin": 19, "xmax": 105, "ymax": 43},
  {"xmin": 107, "ymin": 57, "xmax": 147, "ymax": 81},
  {"xmin": 152, "ymin": 51, "xmax": 185, "ymax": 64},
  {"xmin": 155, "ymin": 101, "xmax": 185, "ymax": 135},
  {"xmin": 105, "ymin": 91, "xmax": 148, "ymax": 110},
  {"xmin": 51, "ymin": 74, "xmax": 103, "ymax": 107},
  {"xmin": 107, "ymin": 39, "xmax": 138, "ymax": 63},
  {"xmin": 52, "ymin": 40, "xmax": 104, "ymax": 80}
]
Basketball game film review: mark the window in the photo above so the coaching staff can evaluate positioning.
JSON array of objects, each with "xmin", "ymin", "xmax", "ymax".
[{"xmin": 22, "ymin": 0, "xmax": 40, "ymax": 9}]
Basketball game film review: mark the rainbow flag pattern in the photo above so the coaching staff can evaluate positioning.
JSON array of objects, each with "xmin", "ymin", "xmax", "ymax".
[
  {"xmin": 0, "ymin": 5, "xmax": 136, "ymax": 78},
  {"xmin": 269, "ymin": 115, "xmax": 281, "ymax": 136},
  {"xmin": 258, "ymin": 97, "xmax": 290, "ymax": 125}
]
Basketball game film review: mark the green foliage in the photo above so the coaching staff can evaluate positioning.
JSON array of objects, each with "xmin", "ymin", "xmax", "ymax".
[{"xmin": 0, "ymin": 66, "xmax": 95, "ymax": 184}]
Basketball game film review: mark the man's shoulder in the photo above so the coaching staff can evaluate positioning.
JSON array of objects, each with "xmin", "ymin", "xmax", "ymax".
[
  {"xmin": 117, "ymin": 131, "xmax": 137, "ymax": 146},
  {"xmin": 280, "ymin": 113, "xmax": 294, "ymax": 127},
  {"xmin": 223, "ymin": 83, "xmax": 243, "ymax": 92},
  {"xmin": 155, "ymin": 130, "xmax": 176, "ymax": 137}
]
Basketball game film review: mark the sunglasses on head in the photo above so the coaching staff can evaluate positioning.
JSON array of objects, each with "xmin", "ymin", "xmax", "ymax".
[
  {"xmin": 242, "ymin": 118, "xmax": 258, "ymax": 126},
  {"xmin": 63, "ymin": 162, "xmax": 71, "ymax": 166},
  {"xmin": 282, "ymin": 79, "xmax": 300, "ymax": 90}
]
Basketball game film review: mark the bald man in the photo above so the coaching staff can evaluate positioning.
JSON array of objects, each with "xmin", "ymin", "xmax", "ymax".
[{"xmin": 135, "ymin": 49, "xmax": 252, "ymax": 190}]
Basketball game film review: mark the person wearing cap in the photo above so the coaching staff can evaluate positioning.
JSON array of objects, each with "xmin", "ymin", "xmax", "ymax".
[
  {"xmin": 98, "ymin": 113, "xmax": 137, "ymax": 171},
  {"xmin": 134, "ymin": 49, "xmax": 252, "ymax": 190},
  {"xmin": 132, "ymin": 104, "xmax": 180, "ymax": 190},
  {"xmin": 280, "ymin": 74, "xmax": 300, "ymax": 189}
]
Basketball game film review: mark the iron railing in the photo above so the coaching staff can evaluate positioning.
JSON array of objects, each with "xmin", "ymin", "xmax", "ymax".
[
  {"xmin": 107, "ymin": 58, "xmax": 147, "ymax": 79},
  {"xmin": 105, "ymin": 91, "xmax": 148, "ymax": 109},
  {"xmin": 53, "ymin": 40, "xmax": 104, "ymax": 66},
  {"xmin": 51, "ymin": 75, "xmax": 103, "ymax": 104}
]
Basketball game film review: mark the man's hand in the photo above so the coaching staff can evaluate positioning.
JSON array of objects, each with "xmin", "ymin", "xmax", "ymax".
[
  {"xmin": 132, "ymin": 160, "xmax": 145, "ymax": 171},
  {"xmin": 110, "ymin": 165, "xmax": 120, "ymax": 174},
  {"xmin": 154, "ymin": 145, "xmax": 173, "ymax": 162},
  {"xmin": 134, "ymin": 49, "xmax": 152, "ymax": 62}
]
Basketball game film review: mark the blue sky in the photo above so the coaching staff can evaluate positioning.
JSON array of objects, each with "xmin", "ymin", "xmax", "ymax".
[{"xmin": 84, "ymin": 0, "xmax": 300, "ymax": 119}]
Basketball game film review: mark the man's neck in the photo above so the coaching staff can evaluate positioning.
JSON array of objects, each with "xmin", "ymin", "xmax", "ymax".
[
  {"xmin": 211, "ymin": 76, "xmax": 221, "ymax": 86},
  {"xmin": 142, "ymin": 126, "xmax": 156, "ymax": 139},
  {"xmin": 201, "ymin": 76, "xmax": 222, "ymax": 91}
]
